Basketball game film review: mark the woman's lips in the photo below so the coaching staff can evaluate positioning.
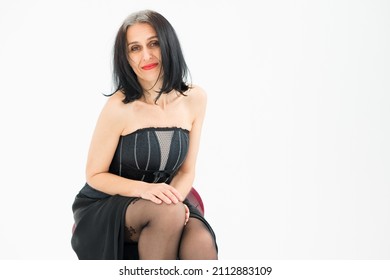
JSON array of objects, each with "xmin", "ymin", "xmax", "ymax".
[{"xmin": 141, "ymin": 63, "xmax": 158, "ymax": 70}]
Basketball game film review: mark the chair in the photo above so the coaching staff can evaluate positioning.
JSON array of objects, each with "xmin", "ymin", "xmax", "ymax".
[{"xmin": 185, "ymin": 187, "xmax": 204, "ymax": 216}]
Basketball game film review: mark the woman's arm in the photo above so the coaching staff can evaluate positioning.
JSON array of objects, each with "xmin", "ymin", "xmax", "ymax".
[
  {"xmin": 85, "ymin": 92, "xmax": 183, "ymax": 204},
  {"xmin": 169, "ymin": 86, "xmax": 208, "ymax": 199}
]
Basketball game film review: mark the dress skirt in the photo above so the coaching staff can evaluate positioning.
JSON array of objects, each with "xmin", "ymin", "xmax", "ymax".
[{"xmin": 71, "ymin": 184, "xmax": 217, "ymax": 260}]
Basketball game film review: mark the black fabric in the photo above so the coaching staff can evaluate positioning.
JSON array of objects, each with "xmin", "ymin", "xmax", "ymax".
[
  {"xmin": 108, "ymin": 127, "xmax": 189, "ymax": 183},
  {"xmin": 71, "ymin": 127, "xmax": 217, "ymax": 260}
]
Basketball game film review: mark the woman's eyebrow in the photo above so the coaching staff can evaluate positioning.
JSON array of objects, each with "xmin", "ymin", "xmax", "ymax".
[{"xmin": 127, "ymin": 35, "xmax": 158, "ymax": 46}]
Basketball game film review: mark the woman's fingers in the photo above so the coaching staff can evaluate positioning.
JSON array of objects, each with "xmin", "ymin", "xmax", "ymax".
[
  {"xmin": 141, "ymin": 184, "xmax": 184, "ymax": 204},
  {"xmin": 155, "ymin": 184, "xmax": 183, "ymax": 204},
  {"xmin": 141, "ymin": 193, "xmax": 162, "ymax": 204},
  {"xmin": 184, "ymin": 204, "xmax": 190, "ymax": 225},
  {"xmin": 162, "ymin": 188, "xmax": 181, "ymax": 204},
  {"xmin": 169, "ymin": 187, "xmax": 184, "ymax": 202},
  {"xmin": 156, "ymin": 190, "xmax": 175, "ymax": 204}
]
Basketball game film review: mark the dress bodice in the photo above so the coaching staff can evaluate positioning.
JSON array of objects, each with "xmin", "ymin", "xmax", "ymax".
[{"xmin": 109, "ymin": 127, "xmax": 189, "ymax": 183}]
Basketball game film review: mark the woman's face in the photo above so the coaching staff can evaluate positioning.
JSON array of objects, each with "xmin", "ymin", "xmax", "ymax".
[{"xmin": 126, "ymin": 23, "xmax": 162, "ymax": 85}]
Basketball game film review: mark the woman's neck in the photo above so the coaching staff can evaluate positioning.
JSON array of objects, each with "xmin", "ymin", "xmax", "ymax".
[{"xmin": 138, "ymin": 78, "xmax": 163, "ymax": 101}]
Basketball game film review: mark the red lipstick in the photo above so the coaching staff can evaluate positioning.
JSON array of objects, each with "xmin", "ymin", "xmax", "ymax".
[{"xmin": 142, "ymin": 63, "xmax": 158, "ymax": 70}]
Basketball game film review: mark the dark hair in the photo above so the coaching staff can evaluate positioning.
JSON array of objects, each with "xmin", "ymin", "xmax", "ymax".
[{"xmin": 110, "ymin": 10, "xmax": 190, "ymax": 103}]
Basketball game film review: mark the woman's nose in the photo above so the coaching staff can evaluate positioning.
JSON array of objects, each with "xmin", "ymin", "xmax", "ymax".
[{"xmin": 142, "ymin": 49, "xmax": 153, "ymax": 60}]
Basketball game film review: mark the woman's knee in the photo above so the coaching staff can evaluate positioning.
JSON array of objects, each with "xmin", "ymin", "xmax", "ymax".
[
  {"xmin": 151, "ymin": 202, "xmax": 186, "ymax": 226},
  {"xmin": 126, "ymin": 199, "xmax": 186, "ymax": 224},
  {"xmin": 130, "ymin": 200, "xmax": 186, "ymax": 228}
]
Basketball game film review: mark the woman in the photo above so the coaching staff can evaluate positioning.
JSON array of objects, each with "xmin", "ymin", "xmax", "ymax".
[{"xmin": 71, "ymin": 10, "xmax": 218, "ymax": 260}]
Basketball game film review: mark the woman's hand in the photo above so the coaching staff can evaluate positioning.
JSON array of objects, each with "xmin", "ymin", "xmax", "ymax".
[
  {"xmin": 184, "ymin": 204, "xmax": 190, "ymax": 225},
  {"xmin": 139, "ymin": 183, "xmax": 184, "ymax": 204}
]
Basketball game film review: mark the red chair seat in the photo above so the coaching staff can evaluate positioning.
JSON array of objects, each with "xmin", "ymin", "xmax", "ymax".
[{"xmin": 186, "ymin": 187, "xmax": 204, "ymax": 216}]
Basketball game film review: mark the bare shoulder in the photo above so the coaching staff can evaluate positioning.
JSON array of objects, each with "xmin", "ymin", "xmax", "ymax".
[
  {"xmin": 183, "ymin": 85, "xmax": 207, "ymax": 124},
  {"xmin": 97, "ymin": 91, "xmax": 128, "ymax": 133},
  {"xmin": 105, "ymin": 90, "xmax": 127, "ymax": 109},
  {"xmin": 101, "ymin": 91, "xmax": 129, "ymax": 116},
  {"xmin": 185, "ymin": 84, "xmax": 207, "ymax": 107}
]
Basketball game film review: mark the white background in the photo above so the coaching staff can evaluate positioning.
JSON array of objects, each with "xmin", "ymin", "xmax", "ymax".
[{"xmin": 0, "ymin": 0, "xmax": 389, "ymax": 260}]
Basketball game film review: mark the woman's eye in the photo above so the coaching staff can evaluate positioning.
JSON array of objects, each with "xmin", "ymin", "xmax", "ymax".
[
  {"xmin": 150, "ymin": 41, "xmax": 159, "ymax": 47},
  {"xmin": 130, "ymin": 46, "xmax": 140, "ymax": 52}
]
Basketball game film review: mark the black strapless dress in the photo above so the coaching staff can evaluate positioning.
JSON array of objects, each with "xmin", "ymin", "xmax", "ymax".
[{"xmin": 71, "ymin": 127, "xmax": 217, "ymax": 259}]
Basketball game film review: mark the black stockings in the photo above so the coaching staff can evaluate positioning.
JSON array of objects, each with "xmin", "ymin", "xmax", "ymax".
[
  {"xmin": 124, "ymin": 199, "xmax": 217, "ymax": 260},
  {"xmin": 178, "ymin": 217, "xmax": 218, "ymax": 260}
]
